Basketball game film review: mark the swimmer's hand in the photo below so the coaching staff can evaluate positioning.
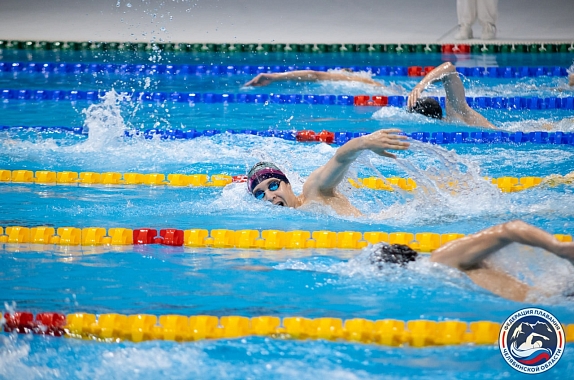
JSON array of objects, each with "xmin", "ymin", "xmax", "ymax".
[
  {"xmin": 244, "ymin": 73, "xmax": 277, "ymax": 87},
  {"xmin": 359, "ymin": 129, "xmax": 410, "ymax": 159},
  {"xmin": 407, "ymin": 83, "xmax": 425, "ymax": 110}
]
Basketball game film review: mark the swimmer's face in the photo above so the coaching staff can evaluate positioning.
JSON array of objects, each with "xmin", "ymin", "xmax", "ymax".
[{"xmin": 251, "ymin": 178, "xmax": 297, "ymax": 208}]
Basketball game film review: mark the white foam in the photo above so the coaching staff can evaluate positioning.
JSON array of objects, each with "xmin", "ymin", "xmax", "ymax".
[
  {"xmin": 371, "ymin": 106, "xmax": 439, "ymax": 124},
  {"xmin": 352, "ymin": 141, "xmax": 507, "ymax": 225},
  {"xmin": 79, "ymin": 89, "xmax": 132, "ymax": 152},
  {"xmin": 501, "ymin": 118, "xmax": 574, "ymax": 132},
  {"xmin": 276, "ymin": 242, "xmax": 574, "ymax": 303},
  {"xmin": 0, "ymin": 335, "xmax": 63, "ymax": 379}
]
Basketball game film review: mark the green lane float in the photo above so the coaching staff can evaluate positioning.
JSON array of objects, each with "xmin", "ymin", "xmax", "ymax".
[{"xmin": 1, "ymin": 40, "xmax": 573, "ymax": 54}]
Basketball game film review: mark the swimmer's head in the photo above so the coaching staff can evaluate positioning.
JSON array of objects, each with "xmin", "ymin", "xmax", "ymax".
[
  {"xmin": 248, "ymin": 162, "xmax": 298, "ymax": 207},
  {"xmin": 410, "ymin": 97, "xmax": 443, "ymax": 120},
  {"xmin": 370, "ymin": 243, "xmax": 418, "ymax": 267}
]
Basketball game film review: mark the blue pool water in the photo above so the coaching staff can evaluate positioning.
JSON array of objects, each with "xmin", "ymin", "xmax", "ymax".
[{"xmin": 1, "ymin": 49, "xmax": 574, "ymax": 379}]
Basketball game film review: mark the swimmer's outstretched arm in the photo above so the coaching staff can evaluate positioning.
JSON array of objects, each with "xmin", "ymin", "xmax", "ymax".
[
  {"xmin": 302, "ymin": 129, "xmax": 409, "ymax": 196},
  {"xmin": 430, "ymin": 220, "xmax": 574, "ymax": 301},
  {"xmin": 244, "ymin": 70, "xmax": 382, "ymax": 87},
  {"xmin": 430, "ymin": 220, "xmax": 574, "ymax": 270},
  {"xmin": 407, "ymin": 62, "xmax": 497, "ymax": 129}
]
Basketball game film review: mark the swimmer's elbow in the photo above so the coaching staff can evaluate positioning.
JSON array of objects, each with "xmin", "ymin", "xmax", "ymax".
[{"xmin": 443, "ymin": 62, "xmax": 456, "ymax": 72}]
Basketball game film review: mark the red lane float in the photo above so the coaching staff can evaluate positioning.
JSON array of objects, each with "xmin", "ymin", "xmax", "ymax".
[
  {"xmin": 133, "ymin": 228, "xmax": 184, "ymax": 246},
  {"xmin": 442, "ymin": 44, "xmax": 471, "ymax": 53},
  {"xmin": 353, "ymin": 95, "xmax": 370, "ymax": 106},
  {"xmin": 371, "ymin": 96, "xmax": 388, "ymax": 106},
  {"xmin": 160, "ymin": 229, "xmax": 184, "ymax": 246},
  {"xmin": 407, "ymin": 66, "xmax": 422, "ymax": 76},
  {"xmin": 296, "ymin": 130, "xmax": 335, "ymax": 143},
  {"xmin": 296, "ymin": 130, "xmax": 317, "ymax": 142},
  {"xmin": 354, "ymin": 95, "xmax": 390, "ymax": 107},
  {"xmin": 316, "ymin": 130, "xmax": 334, "ymax": 143},
  {"xmin": 134, "ymin": 228, "xmax": 158, "ymax": 244},
  {"xmin": 3, "ymin": 312, "xmax": 66, "ymax": 336},
  {"xmin": 232, "ymin": 175, "xmax": 247, "ymax": 183}
]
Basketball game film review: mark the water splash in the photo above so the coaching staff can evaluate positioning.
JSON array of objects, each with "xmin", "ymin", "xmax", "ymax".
[
  {"xmin": 366, "ymin": 141, "xmax": 506, "ymax": 225},
  {"xmin": 372, "ymin": 106, "xmax": 439, "ymax": 123},
  {"xmin": 502, "ymin": 118, "xmax": 574, "ymax": 132},
  {"xmin": 487, "ymin": 243, "xmax": 574, "ymax": 302},
  {"xmin": 79, "ymin": 89, "xmax": 132, "ymax": 152},
  {"xmin": 276, "ymin": 242, "xmax": 574, "ymax": 304}
]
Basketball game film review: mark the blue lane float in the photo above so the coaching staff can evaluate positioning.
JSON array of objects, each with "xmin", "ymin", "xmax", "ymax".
[
  {"xmin": 0, "ymin": 62, "xmax": 570, "ymax": 79},
  {"xmin": 2, "ymin": 125, "xmax": 573, "ymax": 146},
  {"xmin": 1, "ymin": 88, "xmax": 573, "ymax": 110}
]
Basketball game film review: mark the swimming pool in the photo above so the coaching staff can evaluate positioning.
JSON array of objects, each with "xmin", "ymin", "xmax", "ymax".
[{"xmin": 1, "ymin": 45, "xmax": 574, "ymax": 378}]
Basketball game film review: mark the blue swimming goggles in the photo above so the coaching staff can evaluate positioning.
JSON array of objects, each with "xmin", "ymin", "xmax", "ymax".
[{"xmin": 253, "ymin": 180, "xmax": 281, "ymax": 200}]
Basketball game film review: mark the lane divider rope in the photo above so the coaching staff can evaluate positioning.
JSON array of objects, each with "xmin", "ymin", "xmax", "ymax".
[
  {"xmin": 1, "ymin": 88, "xmax": 573, "ymax": 112},
  {"xmin": 3, "ymin": 125, "xmax": 574, "ymax": 146},
  {"xmin": 2, "ymin": 168, "xmax": 571, "ymax": 193},
  {"xmin": 3, "ymin": 311, "xmax": 574, "ymax": 346},
  {"xmin": 0, "ymin": 225, "xmax": 571, "ymax": 250},
  {"xmin": 1, "ymin": 40, "xmax": 573, "ymax": 54},
  {"xmin": 0, "ymin": 61, "xmax": 570, "ymax": 78}
]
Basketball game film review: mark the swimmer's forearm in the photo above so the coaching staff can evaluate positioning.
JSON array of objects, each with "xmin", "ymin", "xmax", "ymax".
[
  {"xmin": 308, "ymin": 138, "xmax": 365, "ymax": 192},
  {"xmin": 418, "ymin": 62, "xmax": 456, "ymax": 89},
  {"xmin": 266, "ymin": 70, "xmax": 380, "ymax": 86},
  {"xmin": 309, "ymin": 130, "xmax": 408, "ymax": 193},
  {"xmin": 431, "ymin": 221, "xmax": 567, "ymax": 269},
  {"xmin": 332, "ymin": 136, "xmax": 366, "ymax": 164},
  {"xmin": 273, "ymin": 70, "xmax": 324, "ymax": 82}
]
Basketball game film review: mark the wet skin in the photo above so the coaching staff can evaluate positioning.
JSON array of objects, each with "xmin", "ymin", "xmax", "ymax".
[{"xmin": 251, "ymin": 178, "xmax": 301, "ymax": 208}]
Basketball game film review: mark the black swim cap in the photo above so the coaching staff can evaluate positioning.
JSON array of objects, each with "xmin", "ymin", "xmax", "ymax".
[
  {"xmin": 370, "ymin": 244, "xmax": 418, "ymax": 267},
  {"xmin": 411, "ymin": 97, "xmax": 443, "ymax": 119}
]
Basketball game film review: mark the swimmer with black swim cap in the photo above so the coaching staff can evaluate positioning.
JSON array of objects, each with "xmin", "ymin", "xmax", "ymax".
[
  {"xmin": 410, "ymin": 97, "xmax": 443, "ymax": 120},
  {"xmin": 369, "ymin": 221, "xmax": 574, "ymax": 302},
  {"xmin": 246, "ymin": 128, "xmax": 410, "ymax": 216},
  {"xmin": 407, "ymin": 62, "xmax": 497, "ymax": 129},
  {"xmin": 370, "ymin": 243, "xmax": 418, "ymax": 267},
  {"xmin": 244, "ymin": 69, "xmax": 383, "ymax": 87}
]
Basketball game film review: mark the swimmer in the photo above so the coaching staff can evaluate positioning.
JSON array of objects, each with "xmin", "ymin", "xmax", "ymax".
[
  {"xmin": 244, "ymin": 63, "xmax": 496, "ymax": 129},
  {"xmin": 244, "ymin": 69, "xmax": 383, "ymax": 87},
  {"xmin": 407, "ymin": 62, "xmax": 497, "ymax": 129},
  {"xmin": 570, "ymin": 72, "xmax": 574, "ymax": 87},
  {"xmin": 370, "ymin": 220, "xmax": 574, "ymax": 302},
  {"xmin": 247, "ymin": 128, "xmax": 409, "ymax": 216}
]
